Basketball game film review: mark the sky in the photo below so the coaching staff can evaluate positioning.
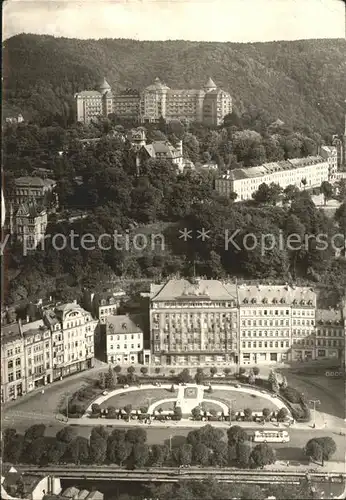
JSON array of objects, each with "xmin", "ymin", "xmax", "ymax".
[{"xmin": 3, "ymin": 0, "xmax": 346, "ymax": 43}]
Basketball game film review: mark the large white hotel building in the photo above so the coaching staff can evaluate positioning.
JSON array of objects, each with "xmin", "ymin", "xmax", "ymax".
[
  {"xmin": 150, "ymin": 279, "xmax": 345, "ymax": 367},
  {"xmin": 215, "ymin": 147, "xmax": 337, "ymax": 201}
]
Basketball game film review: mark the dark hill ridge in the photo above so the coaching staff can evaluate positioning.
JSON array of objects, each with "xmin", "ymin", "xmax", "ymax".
[{"xmin": 3, "ymin": 34, "xmax": 346, "ymax": 133}]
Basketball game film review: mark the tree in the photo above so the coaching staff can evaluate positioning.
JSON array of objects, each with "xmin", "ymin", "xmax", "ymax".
[
  {"xmin": 123, "ymin": 404, "xmax": 133, "ymax": 421},
  {"xmin": 173, "ymin": 443, "xmax": 193, "ymax": 466},
  {"xmin": 127, "ymin": 366, "xmax": 135, "ymax": 374},
  {"xmin": 4, "ymin": 434, "xmax": 24, "ymax": 463},
  {"xmin": 272, "ymin": 379, "xmax": 280, "ymax": 394},
  {"xmin": 27, "ymin": 437, "xmax": 49, "ymax": 464},
  {"xmin": 47, "ymin": 440, "xmax": 67, "ymax": 464},
  {"xmin": 24, "ymin": 424, "xmax": 46, "ymax": 442},
  {"xmin": 251, "ymin": 443, "xmax": 276, "ymax": 468},
  {"xmin": 281, "ymin": 375, "xmax": 288, "ymax": 389},
  {"xmin": 223, "ymin": 367, "xmax": 232, "ymax": 376},
  {"xmin": 252, "ymin": 366, "xmax": 260, "ymax": 377},
  {"xmin": 114, "ymin": 441, "xmax": 133, "ymax": 466},
  {"xmin": 173, "ymin": 407, "xmax": 182, "ymax": 420},
  {"xmin": 192, "ymin": 406, "xmax": 202, "ymax": 420},
  {"xmin": 126, "ymin": 428, "xmax": 147, "ymax": 445},
  {"xmin": 192, "ymin": 443, "xmax": 210, "ymax": 465},
  {"xmin": 132, "ymin": 443, "xmax": 150, "ymax": 468},
  {"xmin": 227, "ymin": 426, "xmax": 249, "ymax": 447},
  {"xmin": 239, "ymin": 367, "xmax": 246, "ymax": 376},
  {"xmin": 176, "ymin": 368, "xmax": 192, "ymax": 384},
  {"xmin": 194, "ymin": 368, "xmax": 205, "ymax": 384},
  {"xmin": 335, "ymin": 202, "xmax": 346, "ymax": 237},
  {"xmin": 305, "ymin": 437, "xmax": 337, "ymax": 465},
  {"xmin": 140, "ymin": 366, "xmax": 148, "ymax": 375},
  {"xmin": 114, "ymin": 365, "xmax": 122, "ymax": 374},
  {"xmin": 56, "ymin": 426, "xmax": 77, "ymax": 443},
  {"xmin": 283, "ymin": 184, "xmax": 300, "ymax": 203},
  {"xmin": 248, "ymin": 371, "xmax": 255, "ymax": 385},
  {"xmin": 105, "ymin": 365, "xmax": 116, "ymax": 389},
  {"xmin": 262, "ymin": 408, "xmax": 271, "ymax": 421},
  {"xmin": 68, "ymin": 436, "xmax": 90, "ymax": 464},
  {"xmin": 277, "ymin": 407, "xmax": 289, "ymax": 422},
  {"xmin": 170, "ymin": 369, "xmax": 175, "ymax": 376},
  {"xmin": 107, "ymin": 429, "xmax": 126, "ymax": 463},
  {"xmin": 320, "ymin": 181, "xmax": 334, "ymax": 205},
  {"xmin": 305, "ymin": 439, "xmax": 323, "ymax": 465},
  {"xmin": 91, "ymin": 403, "xmax": 101, "ymax": 414},
  {"xmin": 236, "ymin": 442, "xmax": 252, "ymax": 467},
  {"xmin": 150, "ymin": 444, "xmax": 169, "ymax": 466},
  {"xmin": 90, "ymin": 434, "xmax": 107, "ymax": 464},
  {"xmin": 252, "ymin": 182, "xmax": 282, "ymax": 205},
  {"xmin": 98, "ymin": 371, "xmax": 106, "ymax": 389},
  {"xmin": 244, "ymin": 408, "xmax": 253, "ymax": 421},
  {"xmin": 210, "ymin": 367, "xmax": 217, "ymax": 377}
]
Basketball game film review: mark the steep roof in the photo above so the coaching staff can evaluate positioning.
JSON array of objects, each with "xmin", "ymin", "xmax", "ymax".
[
  {"xmin": 145, "ymin": 77, "xmax": 170, "ymax": 91},
  {"xmin": 105, "ymin": 314, "xmax": 143, "ymax": 335},
  {"xmin": 237, "ymin": 285, "xmax": 316, "ymax": 306},
  {"xmin": 98, "ymin": 77, "xmax": 111, "ymax": 90},
  {"xmin": 316, "ymin": 309, "xmax": 342, "ymax": 324},
  {"xmin": 150, "ymin": 279, "xmax": 238, "ymax": 302},
  {"xmin": 14, "ymin": 176, "xmax": 55, "ymax": 188},
  {"xmin": 204, "ymin": 77, "xmax": 217, "ymax": 89},
  {"xmin": 143, "ymin": 141, "xmax": 181, "ymax": 158}
]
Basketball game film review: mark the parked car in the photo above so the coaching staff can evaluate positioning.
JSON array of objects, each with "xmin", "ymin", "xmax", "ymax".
[{"xmin": 102, "ymin": 390, "xmax": 109, "ymax": 395}]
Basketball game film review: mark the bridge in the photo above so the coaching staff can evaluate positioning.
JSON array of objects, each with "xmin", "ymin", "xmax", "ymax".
[{"xmin": 17, "ymin": 465, "xmax": 346, "ymax": 484}]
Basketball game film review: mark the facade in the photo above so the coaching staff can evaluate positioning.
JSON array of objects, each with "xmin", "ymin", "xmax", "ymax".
[
  {"xmin": 75, "ymin": 76, "xmax": 232, "ymax": 126},
  {"xmin": 113, "ymin": 89, "xmax": 140, "ymax": 120},
  {"xmin": 149, "ymin": 279, "xmax": 239, "ymax": 366},
  {"xmin": 1, "ymin": 323, "xmax": 25, "ymax": 403},
  {"xmin": 238, "ymin": 285, "xmax": 316, "ymax": 364},
  {"xmin": 137, "ymin": 140, "xmax": 184, "ymax": 172},
  {"xmin": 43, "ymin": 302, "xmax": 97, "ymax": 380},
  {"xmin": 11, "ymin": 176, "xmax": 56, "ymax": 206},
  {"xmin": 96, "ymin": 291, "xmax": 125, "ymax": 323},
  {"xmin": 215, "ymin": 156, "xmax": 330, "ymax": 201},
  {"xmin": 75, "ymin": 78, "xmax": 113, "ymax": 124},
  {"xmin": 320, "ymin": 145, "xmax": 338, "ymax": 183},
  {"xmin": 10, "ymin": 201, "xmax": 47, "ymax": 249},
  {"xmin": 315, "ymin": 309, "xmax": 344, "ymax": 362},
  {"xmin": 21, "ymin": 319, "xmax": 53, "ymax": 392},
  {"xmin": 105, "ymin": 314, "xmax": 144, "ymax": 364}
]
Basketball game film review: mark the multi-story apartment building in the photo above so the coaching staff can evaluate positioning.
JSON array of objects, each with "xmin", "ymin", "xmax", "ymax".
[
  {"xmin": 136, "ymin": 140, "xmax": 184, "ymax": 172},
  {"xmin": 1, "ymin": 322, "xmax": 25, "ymax": 402},
  {"xmin": 149, "ymin": 279, "xmax": 238, "ymax": 366},
  {"xmin": 75, "ymin": 78, "xmax": 113, "ymax": 124},
  {"xmin": 105, "ymin": 314, "xmax": 144, "ymax": 364},
  {"xmin": 238, "ymin": 285, "xmax": 316, "ymax": 364},
  {"xmin": 96, "ymin": 290, "xmax": 125, "ymax": 323},
  {"xmin": 315, "ymin": 309, "xmax": 344, "ymax": 362},
  {"xmin": 10, "ymin": 201, "xmax": 47, "ymax": 249},
  {"xmin": 320, "ymin": 145, "xmax": 338, "ymax": 183},
  {"xmin": 75, "ymin": 76, "xmax": 232, "ymax": 127},
  {"xmin": 113, "ymin": 89, "xmax": 141, "ymax": 120},
  {"xmin": 215, "ymin": 156, "xmax": 330, "ymax": 201},
  {"xmin": 11, "ymin": 176, "xmax": 56, "ymax": 206},
  {"xmin": 43, "ymin": 301, "xmax": 98, "ymax": 380},
  {"xmin": 21, "ymin": 319, "xmax": 53, "ymax": 393}
]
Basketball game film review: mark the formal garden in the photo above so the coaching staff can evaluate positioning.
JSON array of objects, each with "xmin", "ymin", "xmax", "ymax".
[{"xmin": 59, "ymin": 365, "xmax": 310, "ymax": 425}]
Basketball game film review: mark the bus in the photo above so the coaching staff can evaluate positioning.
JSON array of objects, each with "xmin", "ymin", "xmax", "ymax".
[{"xmin": 253, "ymin": 430, "xmax": 290, "ymax": 443}]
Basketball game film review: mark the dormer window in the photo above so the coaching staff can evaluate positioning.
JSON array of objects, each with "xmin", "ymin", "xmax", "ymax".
[
  {"xmin": 273, "ymin": 298, "xmax": 278, "ymax": 304},
  {"xmin": 122, "ymin": 323, "xmax": 127, "ymax": 330},
  {"xmin": 262, "ymin": 298, "xmax": 268, "ymax": 304},
  {"xmin": 301, "ymin": 300, "xmax": 306, "ymax": 305},
  {"xmin": 280, "ymin": 298, "xmax": 286, "ymax": 304},
  {"xmin": 251, "ymin": 298, "xmax": 257, "ymax": 304},
  {"xmin": 243, "ymin": 298, "xmax": 248, "ymax": 304}
]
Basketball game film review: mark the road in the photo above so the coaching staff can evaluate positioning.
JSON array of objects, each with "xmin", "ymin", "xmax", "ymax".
[{"xmin": 3, "ymin": 363, "xmax": 345, "ymax": 463}]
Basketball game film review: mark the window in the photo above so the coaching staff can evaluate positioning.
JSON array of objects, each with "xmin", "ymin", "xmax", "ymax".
[
  {"xmin": 16, "ymin": 370, "xmax": 21, "ymax": 380},
  {"xmin": 8, "ymin": 360, "xmax": 13, "ymax": 369},
  {"xmin": 7, "ymin": 349, "xmax": 13, "ymax": 357},
  {"xmin": 8, "ymin": 373, "xmax": 14, "ymax": 382},
  {"xmin": 16, "ymin": 358, "xmax": 21, "ymax": 366}
]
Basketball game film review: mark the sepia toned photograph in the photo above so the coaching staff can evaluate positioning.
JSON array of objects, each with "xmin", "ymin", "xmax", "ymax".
[{"xmin": 1, "ymin": 1, "xmax": 346, "ymax": 499}]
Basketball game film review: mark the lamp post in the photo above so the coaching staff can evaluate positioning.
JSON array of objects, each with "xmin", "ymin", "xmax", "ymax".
[
  {"xmin": 169, "ymin": 434, "xmax": 172, "ymax": 451},
  {"xmin": 309, "ymin": 399, "xmax": 320, "ymax": 428},
  {"xmin": 65, "ymin": 393, "xmax": 70, "ymax": 422}
]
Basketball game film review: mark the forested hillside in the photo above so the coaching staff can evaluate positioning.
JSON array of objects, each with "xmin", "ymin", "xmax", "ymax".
[{"xmin": 3, "ymin": 34, "xmax": 346, "ymax": 134}]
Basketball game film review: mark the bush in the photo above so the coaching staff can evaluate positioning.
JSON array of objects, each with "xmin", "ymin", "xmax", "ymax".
[
  {"xmin": 244, "ymin": 408, "xmax": 253, "ymax": 421},
  {"xmin": 140, "ymin": 367, "xmax": 148, "ymax": 375},
  {"xmin": 253, "ymin": 367, "xmax": 260, "ymax": 376},
  {"xmin": 281, "ymin": 387, "xmax": 301, "ymax": 404},
  {"xmin": 107, "ymin": 406, "xmax": 117, "ymax": 418},
  {"xmin": 277, "ymin": 407, "xmax": 289, "ymax": 422},
  {"xmin": 91, "ymin": 403, "xmax": 101, "ymax": 414},
  {"xmin": 155, "ymin": 367, "xmax": 161, "ymax": 374},
  {"xmin": 224, "ymin": 367, "xmax": 232, "ymax": 376},
  {"xmin": 114, "ymin": 365, "xmax": 122, "ymax": 374}
]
